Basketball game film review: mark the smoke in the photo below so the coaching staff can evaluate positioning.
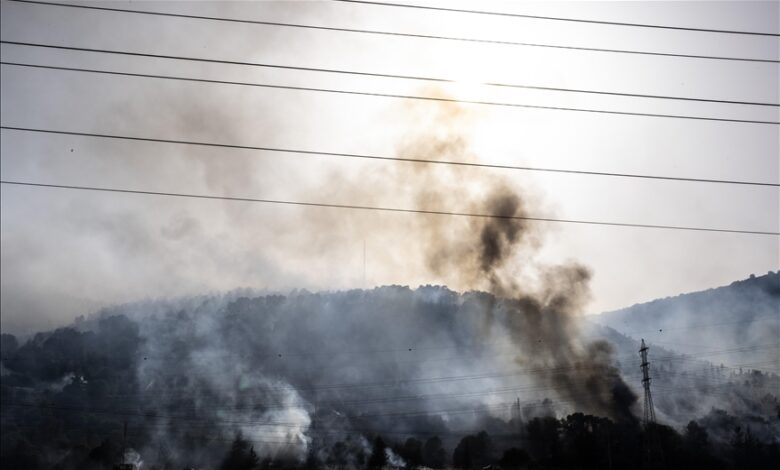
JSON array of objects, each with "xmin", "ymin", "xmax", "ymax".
[
  {"xmin": 4, "ymin": 81, "xmax": 640, "ymax": 465},
  {"xmin": 385, "ymin": 447, "xmax": 406, "ymax": 468},
  {"xmin": 122, "ymin": 448, "xmax": 143, "ymax": 470},
  {"xmin": 137, "ymin": 343, "xmax": 312, "ymax": 459},
  {"xmin": 5, "ymin": 287, "xmax": 778, "ymax": 468},
  {"xmin": 131, "ymin": 93, "xmax": 640, "ymax": 463},
  {"xmin": 347, "ymin": 97, "xmax": 640, "ymax": 423},
  {"xmin": 127, "ymin": 93, "xmax": 639, "ymax": 461}
]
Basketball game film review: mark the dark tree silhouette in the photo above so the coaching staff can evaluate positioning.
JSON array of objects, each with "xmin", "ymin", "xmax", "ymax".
[
  {"xmin": 683, "ymin": 420, "xmax": 722, "ymax": 470},
  {"xmin": 327, "ymin": 442, "xmax": 348, "ymax": 470},
  {"xmin": 303, "ymin": 449, "xmax": 321, "ymax": 470},
  {"xmin": 526, "ymin": 417, "xmax": 560, "ymax": 464},
  {"xmin": 453, "ymin": 431, "xmax": 492, "ymax": 469},
  {"xmin": 367, "ymin": 436, "xmax": 387, "ymax": 470},
  {"xmin": 220, "ymin": 434, "xmax": 260, "ymax": 470},
  {"xmin": 498, "ymin": 447, "xmax": 530, "ymax": 469},
  {"xmin": 422, "ymin": 436, "xmax": 446, "ymax": 469},
  {"xmin": 729, "ymin": 426, "xmax": 779, "ymax": 470},
  {"xmin": 685, "ymin": 421, "xmax": 709, "ymax": 452},
  {"xmin": 2, "ymin": 439, "xmax": 39, "ymax": 470},
  {"xmin": 0, "ymin": 333, "xmax": 18, "ymax": 358},
  {"xmin": 3, "ymin": 286, "xmax": 780, "ymax": 470},
  {"xmin": 398, "ymin": 438, "xmax": 423, "ymax": 469}
]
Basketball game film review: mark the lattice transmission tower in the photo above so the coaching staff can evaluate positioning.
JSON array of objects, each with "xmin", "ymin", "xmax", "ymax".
[{"xmin": 639, "ymin": 338, "xmax": 657, "ymax": 425}]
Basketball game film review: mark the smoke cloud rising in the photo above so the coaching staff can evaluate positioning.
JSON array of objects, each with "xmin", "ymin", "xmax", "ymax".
[
  {"xmin": 133, "ymin": 93, "xmax": 640, "ymax": 450},
  {"xmin": 335, "ymin": 98, "xmax": 639, "ymax": 423},
  {"xmin": 15, "ymin": 94, "xmax": 640, "ymax": 466}
]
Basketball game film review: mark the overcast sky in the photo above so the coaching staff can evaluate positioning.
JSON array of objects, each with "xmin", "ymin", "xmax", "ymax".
[{"xmin": 1, "ymin": 0, "xmax": 778, "ymax": 334}]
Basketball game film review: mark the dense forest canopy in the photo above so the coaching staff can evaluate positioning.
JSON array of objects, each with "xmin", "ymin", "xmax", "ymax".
[{"xmin": 2, "ymin": 277, "xmax": 778, "ymax": 469}]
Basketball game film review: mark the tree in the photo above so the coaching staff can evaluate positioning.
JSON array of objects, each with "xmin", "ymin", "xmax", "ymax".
[
  {"xmin": 452, "ymin": 432, "xmax": 491, "ymax": 470},
  {"xmin": 327, "ymin": 441, "xmax": 348, "ymax": 470},
  {"xmin": 498, "ymin": 448, "xmax": 530, "ymax": 470},
  {"xmin": 560, "ymin": 413, "xmax": 612, "ymax": 468},
  {"xmin": 526, "ymin": 417, "xmax": 560, "ymax": 464},
  {"xmin": 422, "ymin": 436, "xmax": 446, "ymax": 469},
  {"xmin": 1, "ymin": 439, "xmax": 40, "ymax": 470},
  {"xmin": 367, "ymin": 436, "xmax": 387, "ymax": 470},
  {"xmin": 87, "ymin": 438, "xmax": 118, "ymax": 467},
  {"xmin": 731, "ymin": 426, "xmax": 764, "ymax": 470},
  {"xmin": 0, "ymin": 333, "xmax": 18, "ymax": 358},
  {"xmin": 684, "ymin": 421, "xmax": 709, "ymax": 454},
  {"xmin": 220, "ymin": 434, "xmax": 259, "ymax": 470},
  {"xmin": 303, "ymin": 448, "xmax": 321, "ymax": 470},
  {"xmin": 682, "ymin": 421, "xmax": 721, "ymax": 470},
  {"xmin": 399, "ymin": 438, "xmax": 423, "ymax": 469}
]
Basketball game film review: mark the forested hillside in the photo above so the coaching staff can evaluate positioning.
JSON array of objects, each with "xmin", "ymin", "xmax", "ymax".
[
  {"xmin": 2, "ymin": 286, "xmax": 778, "ymax": 469},
  {"xmin": 595, "ymin": 271, "xmax": 779, "ymax": 367}
]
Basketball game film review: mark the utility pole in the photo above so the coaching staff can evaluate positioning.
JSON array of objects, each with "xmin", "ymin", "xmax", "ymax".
[{"xmin": 639, "ymin": 339, "xmax": 656, "ymax": 425}]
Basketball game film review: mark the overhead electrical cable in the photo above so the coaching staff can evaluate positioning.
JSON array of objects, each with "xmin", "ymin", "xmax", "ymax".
[
  {"xmin": 9, "ymin": 358, "xmax": 770, "ymax": 405},
  {"xmin": 0, "ymin": 400, "xmax": 593, "ymax": 431},
  {"xmin": 0, "ymin": 379, "xmax": 764, "ymax": 423},
  {"xmin": 1, "ymin": 60, "xmax": 777, "ymax": 125},
  {"xmin": 71, "ymin": 348, "xmax": 780, "ymax": 402},
  {"xmin": 5, "ymin": 0, "xmax": 778, "ymax": 63},
  {"xmin": 3, "ymin": 127, "xmax": 778, "ymax": 187},
  {"xmin": 4, "ymin": 377, "xmax": 772, "ymax": 424},
  {"xmin": 2, "ymin": 180, "xmax": 778, "ymax": 236},
  {"xmin": 3, "ymin": 376, "xmax": 773, "ymax": 428},
  {"xmin": 0, "ymin": 42, "xmax": 777, "ymax": 107},
  {"xmin": 4, "ymin": 381, "xmax": 767, "ymax": 427},
  {"xmin": 0, "ymin": 420, "xmax": 549, "ymax": 443},
  {"xmin": 333, "ymin": 0, "xmax": 780, "ymax": 37},
  {"xmin": 69, "ymin": 367, "xmax": 780, "ymax": 412},
  {"xmin": 2, "ymin": 352, "xmax": 775, "ymax": 418}
]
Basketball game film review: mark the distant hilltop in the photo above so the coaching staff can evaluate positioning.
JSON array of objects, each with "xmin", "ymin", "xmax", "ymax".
[{"xmin": 594, "ymin": 271, "xmax": 779, "ymax": 364}]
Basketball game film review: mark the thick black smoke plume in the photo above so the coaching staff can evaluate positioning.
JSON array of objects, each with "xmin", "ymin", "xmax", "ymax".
[{"xmin": 386, "ymin": 102, "xmax": 639, "ymax": 423}]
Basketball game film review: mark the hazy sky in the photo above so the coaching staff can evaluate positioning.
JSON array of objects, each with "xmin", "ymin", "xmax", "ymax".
[{"xmin": 1, "ymin": 0, "xmax": 778, "ymax": 334}]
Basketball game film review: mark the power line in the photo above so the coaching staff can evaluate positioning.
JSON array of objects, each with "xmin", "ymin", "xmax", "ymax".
[
  {"xmin": 2, "ymin": 372, "xmax": 773, "ymax": 428},
  {"xmin": 113, "ymin": 353, "xmax": 780, "ymax": 399},
  {"xmin": 0, "ymin": 41, "xmax": 776, "ymax": 108},
  {"xmin": 4, "ymin": 375, "xmax": 773, "ymax": 427},
  {"xmin": 0, "ymin": 401, "xmax": 532, "ymax": 426},
  {"xmin": 332, "ymin": 0, "xmax": 780, "ymax": 37},
  {"xmin": 2, "ymin": 180, "xmax": 778, "ymax": 236},
  {"xmin": 0, "ymin": 381, "xmax": 750, "ymax": 426},
  {"xmin": 0, "ymin": 400, "xmax": 564, "ymax": 430},
  {"xmin": 54, "ymin": 361, "xmax": 780, "ymax": 412},
  {"xmin": 79, "ymin": 346, "xmax": 780, "ymax": 403},
  {"xmin": 0, "ymin": 420, "xmax": 536, "ymax": 443},
  {"xmin": 6, "ymin": 380, "xmax": 766, "ymax": 429},
  {"xmin": 0, "ymin": 381, "xmax": 762, "ymax": 447},
  {"xmin": 4, "ymin": 373, "xmax": 769, "ymax": 452},
  {"xmin": 104, "ymin": 378, "xmax": 653, "ymax": 412},
  {"xmin": 3, "ymin": 126, "xmax": 778, "ymax": 187},
  {"xmin": 121, "ymin": 324, "xmax": 778, "ymax": 365},
  {"xmin": 5, "ymin": 0, "xmax": 778, "ymax": 63},
  {"xmin": 21, "ymin": 373, "xmax": 774, "ymax": 426},
  {"xmin": 1, "ymin": 59, "xmax": 777, "ymax": 126},
  {"xmin": 2, "ymin": 350, "xmax": 775, "ymax": 421},
  {"xmin": 6, "ymin": 357, "xmax": 776, "ymax": 414}
]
